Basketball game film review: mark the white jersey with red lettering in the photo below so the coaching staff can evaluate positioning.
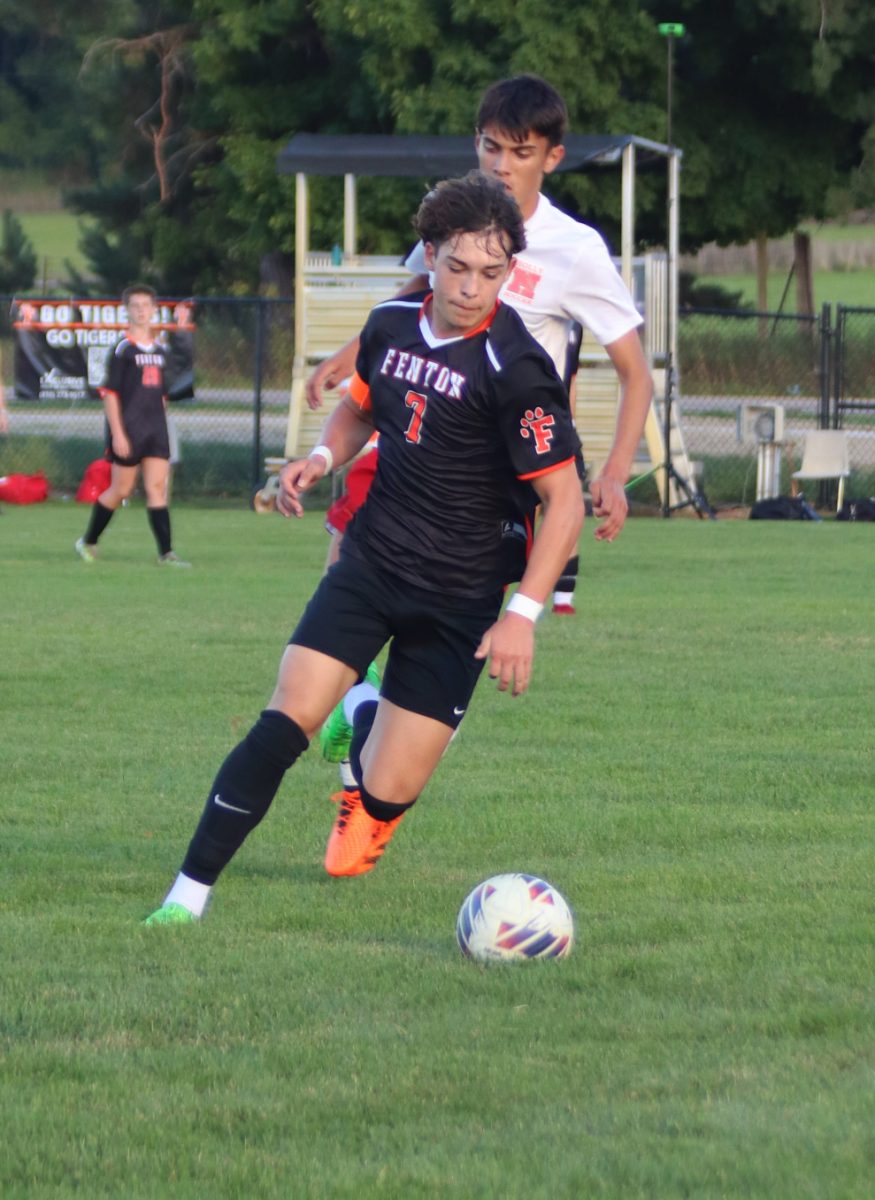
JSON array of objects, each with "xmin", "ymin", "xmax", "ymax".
[{"xmin": 404, "ymin": 192, "xmax": 642, "ymax": 381}]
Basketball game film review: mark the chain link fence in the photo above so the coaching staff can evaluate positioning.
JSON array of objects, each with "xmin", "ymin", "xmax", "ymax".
[
  {"xmin": 0, "ymin": 296, "xmax": 293, "ymax": 502},
  {"xmin": 672, "ymin": 305, "xmax": 875, "ymax": 510},
  {"xmin": 3, "ymin": 295, "xmax": 874, "ymax": 509}
]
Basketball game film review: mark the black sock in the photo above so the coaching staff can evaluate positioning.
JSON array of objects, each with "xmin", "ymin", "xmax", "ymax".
[
  {"xmin": 349, "ymin": 700, "xmax": 379, "ymax": 790},
  {"xmin": 360, "ymin": 783, "xmax": 415, "ymax": 823},
  {"xmin": 349, "ymin": 700, "xmax": 415, "ymax": 822},
  {"xmin": 84, "ymin": 501, "xmax": 115, "ymax": 545},
  {"xmin": 556, "ymin": 554, "xmax": 579, "ymax": 595},
  {"xmin": 148, "ymin": 506, "xmax": 172, "ymax": 556},
  {"xmin": 181, "ymin": 710, "xmax": 308, "ymax": 885}
]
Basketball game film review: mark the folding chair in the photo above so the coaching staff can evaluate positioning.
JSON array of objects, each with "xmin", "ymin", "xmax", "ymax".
[{"xmin": 791, "ymin": 430, "xmax": 850, "ymax": 513}]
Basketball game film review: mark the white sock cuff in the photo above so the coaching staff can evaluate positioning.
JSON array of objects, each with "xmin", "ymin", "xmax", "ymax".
[
  {"xmin": 342, "ymin": 680, "xmax": 379, "ymax": 725},
  {"xmin": 164, "ymin": 872, "xmax": 212, "ymax": 918},
  {"xmin": 339, "ymin": 759, "xmax": 357, "ymax": 789}
]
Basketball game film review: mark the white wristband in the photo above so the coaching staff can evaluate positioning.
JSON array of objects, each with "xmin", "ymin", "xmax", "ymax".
[
  {"xmin": 506, "ymin": 592, "xmax": 544, "ymax": 622},
  {"xmin": 309, "ymin": 444, "xmax": 334, "ymax": 473}
]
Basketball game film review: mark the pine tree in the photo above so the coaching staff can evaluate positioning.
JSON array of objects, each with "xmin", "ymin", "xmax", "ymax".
[{"xmin": 0, "ymin": 211, "xmax": 38, "ymax": 293}]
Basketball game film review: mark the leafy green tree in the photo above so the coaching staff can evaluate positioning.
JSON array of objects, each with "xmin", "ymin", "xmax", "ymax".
[
  {"xmin": 0, "ymin": 209, "xmax": 37, "ymax": 291},
  {"xmin": 642, "ymin": 1, "xmax": 875, "ymax": 247},
  {"xmin": 0, "ymin": 2, "xmax": 137, "ymax": 178},
  {"xmin": 13, "ymin": 0, "xmax": 871, "ymax": 295}
]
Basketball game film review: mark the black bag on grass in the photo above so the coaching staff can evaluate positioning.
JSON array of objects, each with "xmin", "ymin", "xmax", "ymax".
[
  {"xmin": 749, "ymin": 496, "xmax": 821, "ymax": 521},
  {"xmin": 836, "ymin": 497, "xmax": 875, "ymax": 522}
]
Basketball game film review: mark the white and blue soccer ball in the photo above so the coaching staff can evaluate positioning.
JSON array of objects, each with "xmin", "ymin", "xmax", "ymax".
[{"xmin": 456, "ymin": 873, "xmax": 574, "ymax": 962}]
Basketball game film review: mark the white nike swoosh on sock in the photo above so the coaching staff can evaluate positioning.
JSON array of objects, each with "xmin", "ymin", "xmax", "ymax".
[{"xmin": 213, "ymin": 793, "xmax": 250, "ymax": 814}]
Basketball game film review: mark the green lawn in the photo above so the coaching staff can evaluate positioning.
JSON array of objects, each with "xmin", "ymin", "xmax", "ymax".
[
  {"xmin": 1, "ymin": 503, "xmax": 873, "ymax": 1200},
  {"xmin": 697, "ymin": 268, "xmax": 875, "ymax": 311},
  {"xmin": 16, "ymin": 211, "xmax": 89, "ymax": 281}
]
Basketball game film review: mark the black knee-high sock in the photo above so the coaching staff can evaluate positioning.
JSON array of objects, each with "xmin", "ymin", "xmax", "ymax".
[
  {"xmin": 349, "ymin": 700, "xmax": 415, "ymax": 822},
  {"xmin": 555, "ymin": 554, "xmax": 579, "ymax": 595},
  {"xmin": 147, "ymin": 506, "xmax": 172, "ymax": 556},
  {"xmin": 84, "ymin": 501, "xmax": 115, "ymax": 545},
  {"xmin": 181, "ymin": 710, "xmax": 308, "ymax": 885}
]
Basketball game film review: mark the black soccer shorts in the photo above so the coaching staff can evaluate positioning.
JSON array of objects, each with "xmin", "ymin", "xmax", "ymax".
[
  {"xmin": 290, "ymin": 553, "xmax": 503, "ymax": 729},
  {"xmin": 107, "ymin": 422, "xmax": 171, "ymax": 466}
]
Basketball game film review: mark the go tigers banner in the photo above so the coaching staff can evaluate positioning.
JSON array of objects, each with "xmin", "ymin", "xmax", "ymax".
[{"xmin": 11, "ymin": 298, "xmax": 195, "ymax": 402}]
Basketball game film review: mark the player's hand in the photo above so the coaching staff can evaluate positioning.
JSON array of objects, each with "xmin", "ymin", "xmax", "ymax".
[
  {"xmin": 306, "ymin": 357, "xmax": 346, "ymax": 411},
  {"xmin": 276, "ymin": 456, "xmax": 326, "ymax": 518},
  {"xmin": 112, "ymin": 431, "xmax": 131, "ymax": 459},
  {"xmin": 474, "ymin": 613, "xmax": 536, "ymax": 697},
  {"xmin": 589, "ymin": 473, "xmax": 628, "ymax": 542}
]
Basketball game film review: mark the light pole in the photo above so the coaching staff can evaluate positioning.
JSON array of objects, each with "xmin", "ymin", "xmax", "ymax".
[{"xmin": 658, "ymin": 22, "xmax": 685, "ymax": 517}]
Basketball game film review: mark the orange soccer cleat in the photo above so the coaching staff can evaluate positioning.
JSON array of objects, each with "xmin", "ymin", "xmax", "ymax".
[{"xmin": 324, "ymin": 789, "xmax": 404, "ymax": 877}]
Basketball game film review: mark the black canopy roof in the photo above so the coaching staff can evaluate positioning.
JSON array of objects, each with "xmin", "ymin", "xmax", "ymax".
[{"xmin": 277, "ymin": 133, "xmax": 673, "ymax": 177}]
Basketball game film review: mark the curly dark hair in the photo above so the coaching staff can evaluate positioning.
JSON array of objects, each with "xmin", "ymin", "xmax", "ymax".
[{"xmin": 413, "ymin": 171, "xmax": 526, "ymax": 258}]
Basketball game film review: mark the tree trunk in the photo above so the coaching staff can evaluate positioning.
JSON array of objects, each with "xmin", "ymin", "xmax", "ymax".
[{"xmin": 793, "ymin": 231, "xmax": 815, "ymax": 316}]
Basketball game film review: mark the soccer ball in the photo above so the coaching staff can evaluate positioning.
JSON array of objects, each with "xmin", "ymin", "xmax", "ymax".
[{"xmin": 456, "ymin": 873, "xmax": 574, "ymax": 962}]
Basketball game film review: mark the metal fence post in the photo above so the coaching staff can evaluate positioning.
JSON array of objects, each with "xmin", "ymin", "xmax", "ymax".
[
  {"xmin": 831, "ymin": 304, "xmax": 844, "ymax": 431},
  {"xmin": 819, "ymin": 303, "xmax": 831, "ymax": 431},
  {"xmin": 252, "ymin": 298, "xmax": 265, "ymax": 489}
]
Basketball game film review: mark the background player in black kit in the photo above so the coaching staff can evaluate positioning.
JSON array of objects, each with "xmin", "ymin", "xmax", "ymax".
[
  {"xmin": 75, "ymin": 284, "xmax": 190, "ymax": 567},
  {"xmin": 144, "ymin": 172, "xmax": 583, "ymax": 924}
]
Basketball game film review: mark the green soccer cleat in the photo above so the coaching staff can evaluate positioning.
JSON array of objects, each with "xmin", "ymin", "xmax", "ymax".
[
  {"xmin": 74, "ymin": 537, "xmax": 98, "ymax": 563},
  {"xmin": 157, "ymin": 551, "xmax": 192, "ymax": 568},
  {"xmin": 319, "ymin": 661, "xmax": 381, "ymax": 763},
  {"xmin": 142, "ymin": 902, "xmax": 199, "ymax": 926}
]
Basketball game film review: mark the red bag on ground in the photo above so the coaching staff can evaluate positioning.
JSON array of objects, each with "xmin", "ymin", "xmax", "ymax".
[
  {"xmin": 0, "ymin": 472, "xmax": 49, "ymax": 504},
  {"xmin": 76, "ymin": 458, "xmax": 111, "ymax": 503}
]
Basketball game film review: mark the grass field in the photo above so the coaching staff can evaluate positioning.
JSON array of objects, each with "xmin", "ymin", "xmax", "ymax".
[
  {"xmin": 1, "ymin": 503, "xmax": 873, "ymax": 1199},
  {"xmin": 696, "ymin": 269, "xmax": 875, "ymax": 312},
  {"xmin": 15, "ymin": 212, "xmax": 89, "ymax": 283}
]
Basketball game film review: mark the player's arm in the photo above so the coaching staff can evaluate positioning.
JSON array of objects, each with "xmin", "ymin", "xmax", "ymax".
[
  {"xmin": 475, "ymin": 461, "xmax": 584, "ymax": 696},
  {"xmin": 277, "ymin": 393, "xmax": 374, "ymax": 518},
  {"xmin": 305, "ymin": 273, "xmax": 429, "ymax": 410},
  {"xmin": 590, "ymin": 328, "xmax": 653, "ymax": 542}
]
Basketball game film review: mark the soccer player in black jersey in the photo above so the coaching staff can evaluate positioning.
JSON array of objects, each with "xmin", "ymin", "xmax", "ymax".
[
  {"xmin": 75, "ymin": 284, "xmax": 190, "ymax": 567},
  {"xmin": 144, "ymin": 171, "xmax": 583, "ymax": 924}
]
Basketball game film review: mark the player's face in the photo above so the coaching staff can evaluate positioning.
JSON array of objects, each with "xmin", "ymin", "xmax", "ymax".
[
  {"xmin": 125, "ymin": 293, "xmax": 157, "ymax": 332},
  {"xmin": 475, "ymin": 124, "xmax": 565, "ymax": 220},
  {"xmin": 424, "ymin": 232, "xmax": 514, "ymax": 339}
]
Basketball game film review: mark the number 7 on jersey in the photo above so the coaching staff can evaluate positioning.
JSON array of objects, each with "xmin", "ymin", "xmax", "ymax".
[{"xmin": 404, "ymin": 390, "xmax": 427, "ymax": 444}]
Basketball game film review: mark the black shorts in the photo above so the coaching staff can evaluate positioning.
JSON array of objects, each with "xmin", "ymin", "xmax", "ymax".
[
  {"xmin": 107, "ymin": 423, "xmax": 170, "ymax": 466},
  {"xmin": 290, "ymin": 554, "xmax": 503, "ymax": 728}
]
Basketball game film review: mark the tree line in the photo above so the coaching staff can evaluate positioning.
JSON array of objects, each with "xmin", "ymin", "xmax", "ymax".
[{"xmin": 0, "ymin": 0, "xmax": 872, "ymax": 296}]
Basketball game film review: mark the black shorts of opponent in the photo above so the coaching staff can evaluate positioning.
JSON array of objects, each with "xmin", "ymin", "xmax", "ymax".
[{"xmin": 290, "ymin": 554, "xmax": 503, "ymax": 729}]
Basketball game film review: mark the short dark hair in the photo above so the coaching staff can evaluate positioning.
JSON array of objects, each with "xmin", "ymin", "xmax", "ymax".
[
  {"xmin": 122, "ymin": 283, "xmax": 157, "ymax": 306},
  {"xmin": 413, "ymin": 171, "xmax": 526, "ymax": 258},
  {"xmin": 475, "ymin": 74, "xmax": 568, "ymax": 147}
]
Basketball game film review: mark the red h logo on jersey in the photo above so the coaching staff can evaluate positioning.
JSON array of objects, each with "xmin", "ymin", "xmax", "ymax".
[
  {"xmin": 520, "ymin": 407, "xmax": 556, "ymax": 453},
  {"xmin": 506, "ymin": 262, "xmax": 542, "ymax": 301}
]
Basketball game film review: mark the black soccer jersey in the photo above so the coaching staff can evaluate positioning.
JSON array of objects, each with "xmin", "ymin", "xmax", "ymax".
[
  {"xmin": 342, "ymin": 292, "xmax": 581, "ymax": 597},
  {"xmin": 103, "ymin": 337, "xmax": 167, "ymax": 445}
]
